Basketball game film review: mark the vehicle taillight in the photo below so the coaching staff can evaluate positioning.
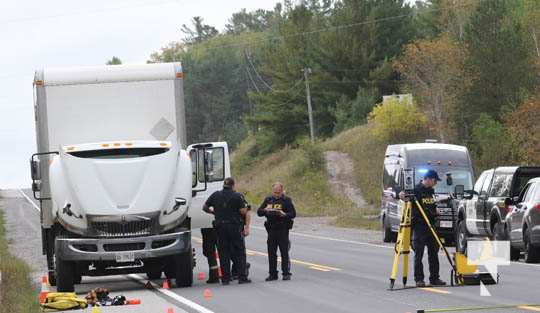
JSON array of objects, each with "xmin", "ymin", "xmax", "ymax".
[{"xmin": 536, "ymin": 204, "xmax": 540, "ymax": 213}]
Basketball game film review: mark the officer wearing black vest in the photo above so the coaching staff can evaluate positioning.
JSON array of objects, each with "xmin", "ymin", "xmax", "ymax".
[
  {"xmin": 203, "ymin": 177, "xmax": 251, "ymax": 285},
  {"xmin": 257, "ymin": 182, "xmax": 296, "ymax": 281},
  {"xmin": 399, "ymin": 169, "xmax": 446, "ymax": 287}
]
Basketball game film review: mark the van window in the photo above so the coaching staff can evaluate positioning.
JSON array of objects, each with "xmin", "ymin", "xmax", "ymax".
[
  {"xmin": 383, "ymin": 162, "xmax": 399, "ymax": 190},
  {"xmin": 489, "ymin": 174, "xmax": 513, "ymax": 197},
  {"xmin": 69, "ymin": 147, "xmax": 169, "ymax": 159},
  {"xmin": 415, "ymin": 167, "xmax": 472, "ymax": 194}
]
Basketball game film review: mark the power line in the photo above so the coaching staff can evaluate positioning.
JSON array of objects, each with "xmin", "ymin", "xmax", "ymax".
[{"xmin": 245, "ymin": 48, "xmax": 272, "ymax": 91}]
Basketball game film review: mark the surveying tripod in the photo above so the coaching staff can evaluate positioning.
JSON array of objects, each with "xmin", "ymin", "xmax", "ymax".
[{"xmin": 388, "ymin": 195, "xmax": 455, "ymax": 290}]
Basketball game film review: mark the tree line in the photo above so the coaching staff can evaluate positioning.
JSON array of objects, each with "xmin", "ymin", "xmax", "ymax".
[{"xmin": 149, "ymin": 0, "xmax": 540, "ymax": 169}]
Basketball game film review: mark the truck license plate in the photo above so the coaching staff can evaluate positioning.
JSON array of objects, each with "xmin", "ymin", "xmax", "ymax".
[
  {"xmin": 440, "ymin": 221, "xmax": 453, "ymax": 228},
  {"xmin": 115, "ymin": 252, "xmax": 135, "ymax": 263}
]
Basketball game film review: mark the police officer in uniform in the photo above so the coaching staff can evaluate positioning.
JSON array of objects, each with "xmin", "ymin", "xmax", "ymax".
[
  {"xmin": 203, "ymin": 177, "xmax": 251, "ymax": 285},
  {"xmin": 257, "ymin": 182, "xmax": 296, "ymax": 281},
  {"xmin": 399, "ymin": 169, "xmax": 446, "ymax": 287}
]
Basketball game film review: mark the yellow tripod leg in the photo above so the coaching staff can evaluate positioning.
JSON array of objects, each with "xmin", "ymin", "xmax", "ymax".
[
  {"xmin": 401, "ymin": 202, "xmax": 412, "ymax": 286},
  {"xmin": 389, "ymin": 201, "xmax": 412, "ymax": 289}
]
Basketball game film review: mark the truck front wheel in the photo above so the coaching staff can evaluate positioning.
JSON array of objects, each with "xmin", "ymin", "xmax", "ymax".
[
  {"xmin": 173, "ymin": 244, "xmax": 193, "ymax": 287},
  {"xmin": 55, "ymin": 255, "xmax": 75, "ymax": 292}
]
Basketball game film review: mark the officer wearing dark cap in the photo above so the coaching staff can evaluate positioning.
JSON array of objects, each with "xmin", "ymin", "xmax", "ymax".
[
  {"xmin": 399, "ymin": 169, "xmax": 446, "ymax": 287},
  {"xmin": 203, "ymin": 177, "xmax": 251, "ymax": 285}
]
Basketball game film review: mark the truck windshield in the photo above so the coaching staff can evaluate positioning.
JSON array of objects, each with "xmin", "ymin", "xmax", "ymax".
[
  {"xmin": 68, "ymin": 147, "xmax": 169, "ymax": 159},
  {"xmin": 415, "ymin": 167, "xmax": 473, "ymax": 194}
]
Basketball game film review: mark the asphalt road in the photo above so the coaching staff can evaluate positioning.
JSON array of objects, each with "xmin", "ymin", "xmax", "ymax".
[{"xmin": 2, "ymin": 189, "xmax": 540, "ymax": 313}]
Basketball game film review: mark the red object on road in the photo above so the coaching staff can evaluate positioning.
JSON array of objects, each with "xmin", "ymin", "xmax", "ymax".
[
  {"xmin": 125, "ymin": 299, "xmax": 141, "ymax": 305},
  {"xmin": 203, "ymin": 288, "xmax": 212, "ymax": 300},
  {"xmin": 162, "ymin": 279, "xmax": 170, "ymax": 289}
]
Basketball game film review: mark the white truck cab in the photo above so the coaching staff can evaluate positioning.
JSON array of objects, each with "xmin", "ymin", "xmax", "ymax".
[{"xmin": 30, "ymin": 63, "xmax": 226, "ymax": 291}]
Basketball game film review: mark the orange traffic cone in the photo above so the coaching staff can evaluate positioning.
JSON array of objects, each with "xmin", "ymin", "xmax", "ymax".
[
  {"xmin": 167, "ymin": 308, "xmax": 174, "ymax": 313},
  {"xmin": 39, "ymin": 276, "xmax": 49, "ymax": 304},
  {"xmin": 203, "ymin": 288, "xmax": 212, "ymax": 300},
  {"xmin": 162, "ymin": 279, "xmax": 170, "ymax": 289},
  {"xmin": 197, "ymin": 272, "xmax": 206, "ymax": 281}
]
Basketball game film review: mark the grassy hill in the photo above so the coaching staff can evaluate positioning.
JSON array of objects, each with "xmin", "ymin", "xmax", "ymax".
[{"xmin": 232, "ymin": 128, "xmax": 382, "ymax": 230}]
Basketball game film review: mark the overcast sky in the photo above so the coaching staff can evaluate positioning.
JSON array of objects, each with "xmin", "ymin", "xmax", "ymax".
[{"xmin": 0, "ymin": 0, "xmax": 280, "ymax": 188}]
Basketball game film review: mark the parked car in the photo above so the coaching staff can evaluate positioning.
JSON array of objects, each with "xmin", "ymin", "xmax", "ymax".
[
  {"xmin": 381, "ymin": 142, "xmax": 474, "ymax": 244},
  {"xmin": 453, "ymin": 166, "xmax": 540, "ymax": 255},
  {"xmin": 505, "ymin": 177, "xmax": 540, "ymax": 262}
]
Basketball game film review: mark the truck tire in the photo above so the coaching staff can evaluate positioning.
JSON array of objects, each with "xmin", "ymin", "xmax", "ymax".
[
  {"xmin": 382, "ymin": 216, "xmax": 393, "ymax": 243},
  {"xmin": 55, "ymin": 254, "xmax": 75, "ymax": 292},
  {"xmin": 510, "ymin": 245, "xmax": 521, "ymax": 261},
  {"xmin": 145, "ymin": 259, "xmax": 163, "ymax": 280},
  {"xmin": 456, "ymin": 220, "xmax": 468, "ymax": 254},
  {"xmin": 174, "ymin": 244, "xmax": 194, "ymax": 287},
  {"xmin": 524, "ymin": 227, "xmax": 540, "ymax": 263}
]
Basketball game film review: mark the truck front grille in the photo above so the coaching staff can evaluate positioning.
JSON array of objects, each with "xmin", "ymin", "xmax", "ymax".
[{"xmin": 88, "ymin": 213, "xmax": 159, "ymax": 238}]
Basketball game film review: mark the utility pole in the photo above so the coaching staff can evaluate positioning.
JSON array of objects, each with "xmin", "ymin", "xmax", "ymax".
[{"xmin": 303, "ymin": 67, "xmax": 315, "ymax": 144}]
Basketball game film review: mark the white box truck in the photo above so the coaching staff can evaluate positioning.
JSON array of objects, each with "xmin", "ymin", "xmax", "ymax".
[{"xmin": 30, "ymin": 63, "xmax": 228, "ymax": 292}]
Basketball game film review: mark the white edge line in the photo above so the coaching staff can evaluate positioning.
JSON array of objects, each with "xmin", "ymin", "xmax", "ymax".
[
  {"xmin": 251, "ymin": 225, "xmax": 393, "ymax": 250},
  {"xmin": 129, "ymin": 274, "xmax": 215, "ymax": 313},
  {"xmin": 17, "ymin": 188, "xmax": 41, "ymax": 212}
]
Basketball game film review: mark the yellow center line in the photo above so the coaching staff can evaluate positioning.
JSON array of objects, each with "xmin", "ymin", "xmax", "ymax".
[
  {"xmin": 309, "ymin": 266, "xmax": 332, "ymax": 272},
  {"xmin": 519, "ymin": 306, "xmax": 540, "ymax": 312},
  {"xmin": 419, "ymin": 287, "xmax": 451, "ymax": 294},
  {"xmin": 192, "ymin": 236, "xmax": 341, "ymax": 271}
]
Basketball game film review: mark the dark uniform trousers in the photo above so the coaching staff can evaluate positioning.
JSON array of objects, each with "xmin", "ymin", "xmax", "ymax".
[
  {"xmin": 267, "ymin": 227, "xmax": 291, "ymax": 276},
  {"xmin": 412, "ymin": 230, "xmax": 440, "ymax": 283},
  {"xmin": 216, "ymin": 222, "xmax": 247, "ymax": 281},
  {"xmin": 201, "ymin": 228, "xmax": 219, "ymax": 279}
]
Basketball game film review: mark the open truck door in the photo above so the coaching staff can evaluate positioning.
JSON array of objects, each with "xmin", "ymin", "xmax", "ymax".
[{"xmin": 188, "ymin": 142, "xmax": 230, "ymax": 229}]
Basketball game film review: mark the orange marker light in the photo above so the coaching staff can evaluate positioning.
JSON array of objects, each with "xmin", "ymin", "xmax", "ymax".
[
  {"xmin": 67, "ymin": 146, "xmax": 75, "ymax": 151},
  {"xmin": 113, "ymin": 143, "xmax": 121, "ymax": 147},
  {"xmin": 101, "ymin": 143, "xmax": 110, "ymax": 148},
  {"xmin": 125, "ymin": 142, "xmax": 133, "ymax": 147},
  {"xmin": 175, "ymin": 72, "xmax": 183, "ymax": 78},
  {"xmin": 160, "ymin": 142, "xmax": 168, "ymax": 147}
]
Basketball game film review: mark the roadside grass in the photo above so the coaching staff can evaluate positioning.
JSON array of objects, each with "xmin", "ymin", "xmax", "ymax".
[
  {"xmin": 233, "ymin": 139, "xmax": 357, "ymax": 219},
  {"xmin": 0, "ymin": 209, "xmax": 40, "ymax": 313}
]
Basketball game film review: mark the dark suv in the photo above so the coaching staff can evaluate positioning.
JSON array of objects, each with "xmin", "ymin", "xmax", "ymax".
[
  {"xmin": 454, "ymin": 166, "xmax": 540, "ymax": 254},
  {"xmin": 506, "ymin": 177, "xmax": 540, "ymax": 262}
]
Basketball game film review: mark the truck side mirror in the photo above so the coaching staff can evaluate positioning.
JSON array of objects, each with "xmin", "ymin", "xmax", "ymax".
[
  {"xmin": 446, "ymin": 172, "xmax": 453, "ymax": 186},
  {"xmin": 30, "ymin": 159, "xmax": 41, "ymax": 181},
  {"xmin": 32, "ymin": 181, "xmax": 41, "ymax": 192}
]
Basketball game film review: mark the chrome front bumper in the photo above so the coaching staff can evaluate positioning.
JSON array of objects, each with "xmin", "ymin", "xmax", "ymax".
[{"xmin": 55, "ymin": 231, "xmax": 190, "ymax": 261}]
